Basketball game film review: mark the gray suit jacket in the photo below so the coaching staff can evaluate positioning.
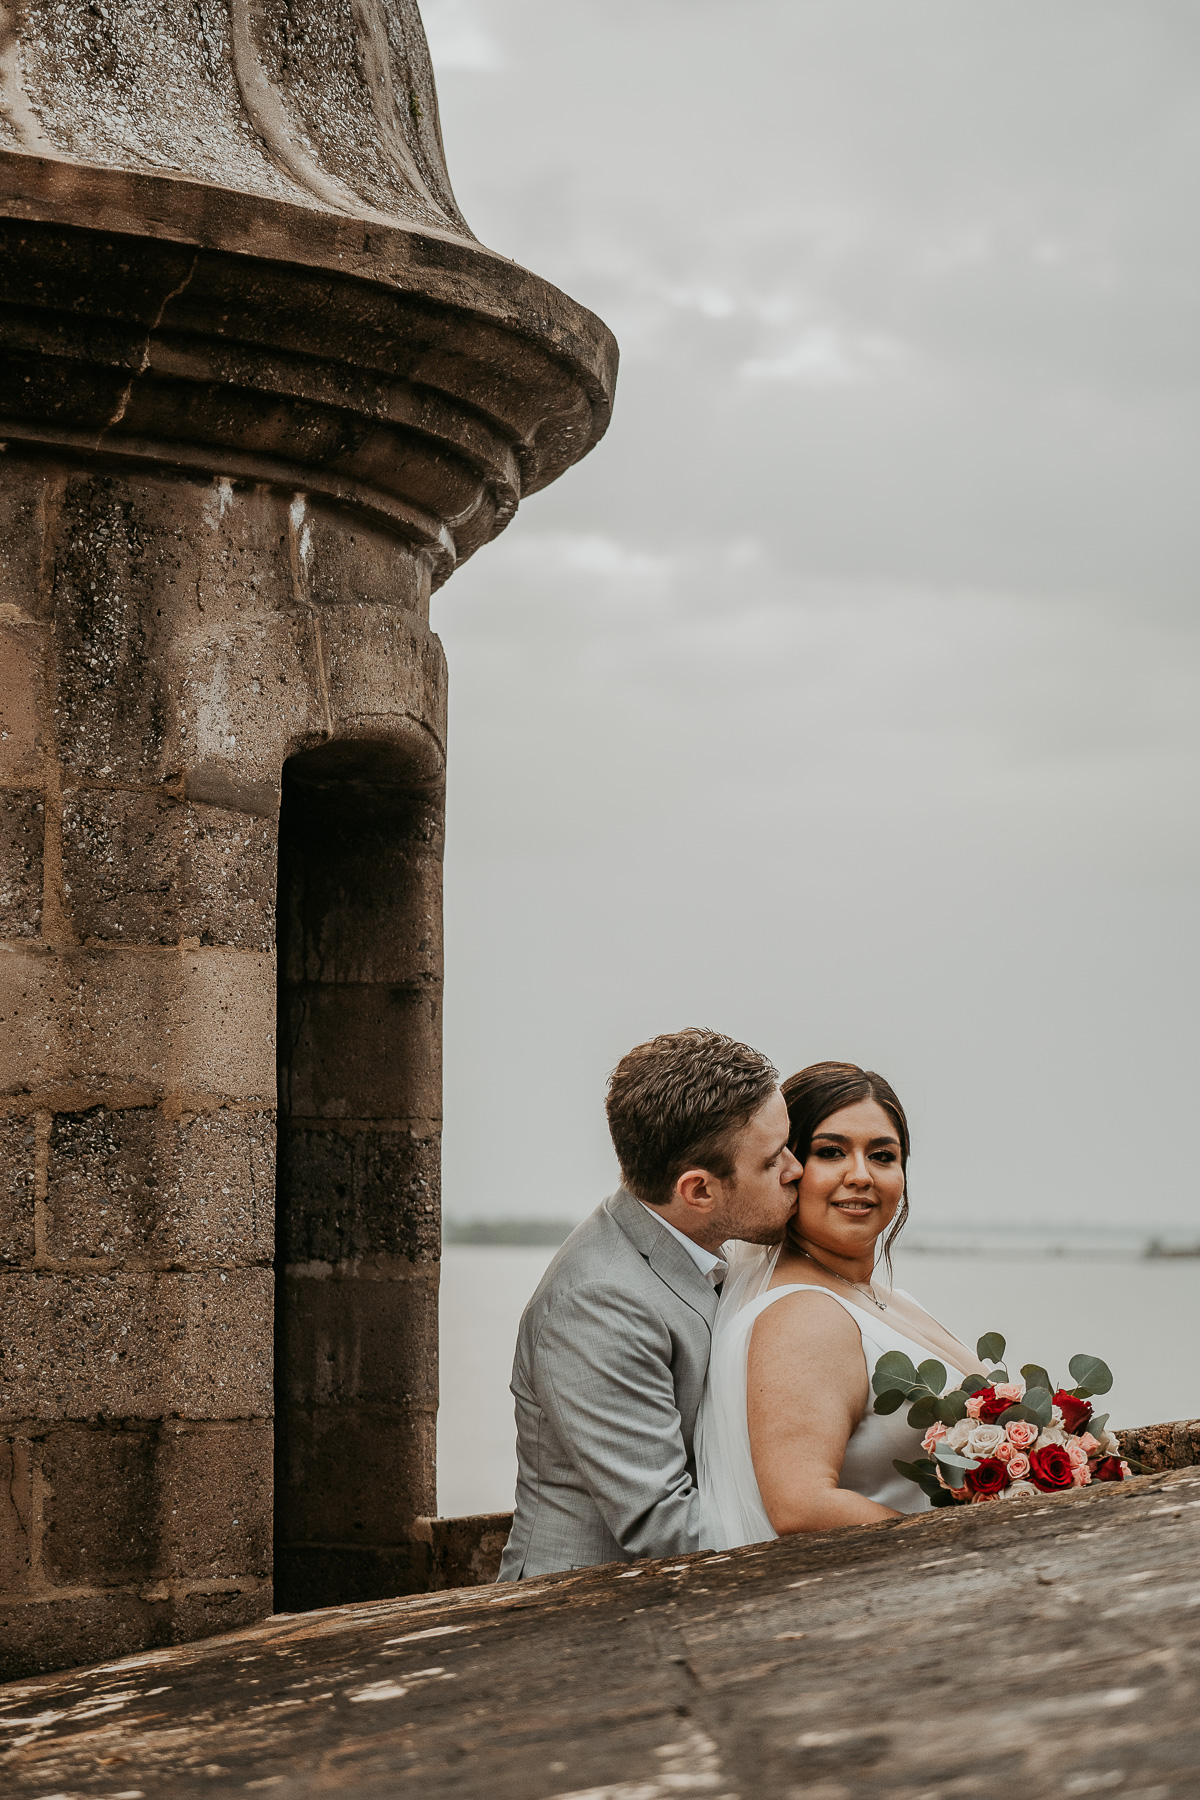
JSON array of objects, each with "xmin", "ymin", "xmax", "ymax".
[{"xmin": 498, "ymin": 1187, "xmax": 717, "ymax": 1581}]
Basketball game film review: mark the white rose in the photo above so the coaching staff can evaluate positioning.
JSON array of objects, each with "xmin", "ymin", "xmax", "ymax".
[
  {"xmin": 1036, "ymin": 1426, "xmax": 1067, "ymax": 1449},
  {"xmin": 965, "ymin": 1424, "xmax": 1006, "ymax": 1459},
  {"xmin": 1005, "ymin": 1479, "xmax": 1038, "ymax": 1498},
  {"xmin": 1102, "ymin": 1430, "xmax": 1120, "ymax": 1455},
  {"xmin": 1050, "ymin": 1405, "xmax": 1064, "ymax": 1426},
  {"xmin": 945, "ymin": 1419, "xmax": 975, "ymax": 1451}
]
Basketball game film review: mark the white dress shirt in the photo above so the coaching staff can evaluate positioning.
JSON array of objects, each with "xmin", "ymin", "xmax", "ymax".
[{"xmin": 639, "ymin": 1203, "xmax": 728, "ymax": 1287}]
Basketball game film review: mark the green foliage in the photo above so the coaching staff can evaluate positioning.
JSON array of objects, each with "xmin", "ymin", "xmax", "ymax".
[
  {"xmin": 977, "ymin": 1332, "xmax": 1006, "ymax": 1364},
  {"xmin": 1020, "ymin": 1363, "xmax": 1053, "ymax": 1395},
  {"xmin": 917, "ymin": 1358, "xmax": 948, "ymax": 1394},
  {"xmin": 1022, "ymin": 1387, "xmax": 1053, "ymax": 1427},
  {"xmin": 873, "ymin": 1388, "xmax": 907, "ymax": 1415},
  {"xmin": 937, "ymin": 1390, "xmax": 968, "ymax": 1426},
  {"xmin": 906, "ymin": 1394, "xmax": 941, "ymax": 1431},
  {"xmin": 872, "ymin": 1351, "xmax": 919, "ymax": 1395},
  {"xmin": 1068, "ymin": 1354, "xmax": 1113, "ymax": 1397},
  {"xmin": 960, "ymin": 1373, "xmax": 989, "ymax": 1396}
]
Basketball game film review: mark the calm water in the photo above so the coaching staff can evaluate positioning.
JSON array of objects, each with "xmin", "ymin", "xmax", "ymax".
[{"xmin": 436, "ymin": 1243, "xmax": 1200, "ymax": 1517}]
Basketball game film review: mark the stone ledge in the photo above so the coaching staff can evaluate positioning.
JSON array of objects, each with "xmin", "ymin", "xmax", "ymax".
[{"xmin": 3, "ymin": 1463, "xmax": 1199, "ymax": 1795}]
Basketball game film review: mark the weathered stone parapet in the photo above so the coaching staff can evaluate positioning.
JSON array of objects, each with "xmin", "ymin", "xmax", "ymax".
[
  {"xmin": 0, "ymin": 0, "xmax": 616, "ymax": 1678},
  {"xmin": 3, "ymin": 1458, "xmax": 1198, "ymax": 1794}
]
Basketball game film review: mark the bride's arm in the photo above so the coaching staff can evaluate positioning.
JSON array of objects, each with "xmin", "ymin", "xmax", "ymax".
[{"xmin": 747, "ymin": 1291, "xmax": 902, "ymax": 1534}]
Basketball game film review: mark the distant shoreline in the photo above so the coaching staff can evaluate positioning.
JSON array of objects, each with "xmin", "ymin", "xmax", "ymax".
[{"xmin": 442, "ymin": 1219, "xmax": 1200, "ymax": 1258}]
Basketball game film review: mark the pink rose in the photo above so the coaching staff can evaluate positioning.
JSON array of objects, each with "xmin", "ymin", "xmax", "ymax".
[
  {"xmin": 1071, "ymin": 1463, "xmax": 1091, "ymax": 1487},
  {"xmin": 994, "ymin": 1441, "xmax": 1014, "ymax": 1463},
  {"xmin": 965, "ymin": 1395, "xmax": 985, "ymax": 1420},
  {"xmin": 922, "ymin": 1422, "xmax": 947, "ymax": 1453},
  {"xmin": 1079, "ymin": 1432, "xmax": 1100, "ymax": 1454},
  {"xmin": 994, "ymin": 1383, "xmax": 1024, "ymax": 1405},
  {"xmin": 1005, "ymin": 1421, "xmax": 1038, "ymax": 1450},
  {"xmin": 1066, "ymin": 1441, "xmax": 1089, "ymax": 1469},
  {"xmin": 1005, "ymin": 1453, "xmax": 1030, "ymax": 1482}
]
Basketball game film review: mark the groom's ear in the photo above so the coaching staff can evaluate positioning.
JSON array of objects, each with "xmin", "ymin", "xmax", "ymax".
[{"xmin": 674, "ymin": 1168, "xmax": 718, "ymax": 1213}]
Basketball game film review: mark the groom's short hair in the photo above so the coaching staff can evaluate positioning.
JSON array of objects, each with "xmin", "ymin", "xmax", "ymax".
[{"xmin": 606, "ymin": 1028, "xmax": 778, "ymax": 1208}]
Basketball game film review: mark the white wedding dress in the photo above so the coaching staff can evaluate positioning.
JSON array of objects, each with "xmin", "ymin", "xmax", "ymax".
[{"xmin": 696, "ymin": 1242, "xmax": 963, "ymax": 1551}]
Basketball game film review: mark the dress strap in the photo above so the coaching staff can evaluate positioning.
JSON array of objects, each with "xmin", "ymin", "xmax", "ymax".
[{"xmin": 750, "ymin": 1282, "xmax": 868, "ymax": 1332}]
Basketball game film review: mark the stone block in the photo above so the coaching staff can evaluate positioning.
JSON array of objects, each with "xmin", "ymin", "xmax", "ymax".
[
  {"xmin": 0, "ymin": 452, "xmax": 54, "ymax": 619},
  {"xmin": 61, "ymin": 947, "xmax": 276, "ymax": 1100},
  {"xmin": 61, "ymin": 788, "xmax": 275, "ymax": 950},
  {"xmin": 276, "ymin": 1122, "xmax": 438, "ymax": 1266},
  {"xmin": 319, "ymin": 604, "xmax": 447, "ymax": 759},
  {"xmin": 301, "ymin": 497, "xmax": 428, "ymax": 615},
  {"xmin": 40, "ymin": 1420, "xmax": 272, "ymax": 1586},
  {"xmin": 279, "ymin": 827, "xmax": 442, "ymax": 987},
  {"xmin": 0, "ymin": 946, "xmax": 63, "ymax": 1093},
  {"xmin": 272, "ymin": 1541, "xmax": 431, "ymax": 1614},
  {"xmin": 0, "ymin": 1434, "xmax": 34, "ymax": 1594},
  {"xmin": 0, "ymin": 620, "xmax": 49, "ymax": 782},
  {"xmin": 426, "ymin": 1512, "xmax": 513, "ymax": 1590},
  {"xmin": 276, "ymin": 1403, "xmax": 435, "ymax": 1545},
  {"xmin": 275, "ymin": 1268, "xmax": 438, "ymax": 1412},
  {"xmin": 40, "ymin": 1425, "xmax": 157, "ymax": 1585},
  {"xmin": 158, "ymin": 1422, "xmax": 272, "ymax": 1579},
  {"xmin": 0, "ymin": 1582, "xmax": 271, "ymax": 1683},
  {"xmin": 49, "ymin": 469, "xmax": 325, "ymax": 789},
  {"xmin": 0, "ymin": 1115, "xmax": 36, "ymax": 1265},
  {"xmin": 0, "ymin": 791, "xmax": 43, "ymax": 938},
  {"xmin": 45, "ymin": 1105, "xmax": 274, "ymax": 1265},
  {"xmin": 0, "ymin": 1270, "xmax": 273, "ymax": 1421},
  {"xmin": 279, "ymin": 980, "xmax": 439, "ymax": 1122}
]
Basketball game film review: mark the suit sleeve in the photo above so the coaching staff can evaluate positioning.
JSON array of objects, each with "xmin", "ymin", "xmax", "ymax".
[{"xmin": 531, "ymin": 1278, "xmax": 701, "ymax": 1561}]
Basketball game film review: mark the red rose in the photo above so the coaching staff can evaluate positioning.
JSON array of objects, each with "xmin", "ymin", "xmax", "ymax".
[
  {"xmin": 1029, "ymin": 1444, "xmax": 1074, "ymax": 1491},
  {"xmin": 1092, "ymin": 1455, "xmax": 1126, "ymax": 1483},
  {"xmin": 964, "ymin": 1456, "xmax": 1010, "ymax": 1497},
  {"xmin": 971, "ymin": 1385, "xmax": 1011, "ymax": 1424},
  {"xmin": 1053, "ymin": 1390, "xmax": 1093, "ymax": 1435}
]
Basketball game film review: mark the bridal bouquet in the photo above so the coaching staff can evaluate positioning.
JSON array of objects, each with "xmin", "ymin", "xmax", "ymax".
[{"xmin": 872, "ymin": 1332, "xmax": 1133, "ymax": 1506}]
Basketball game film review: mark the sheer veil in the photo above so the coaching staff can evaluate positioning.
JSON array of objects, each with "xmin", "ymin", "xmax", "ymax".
[{"xmin": 696, "ymin": 1239, "xmax": 782, "ymax": 1551}]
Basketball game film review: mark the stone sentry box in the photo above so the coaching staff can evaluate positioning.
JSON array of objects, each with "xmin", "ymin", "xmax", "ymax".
[{"xmin": 0, "ymin": 1, "xmax": 615, "ymax": 1679}]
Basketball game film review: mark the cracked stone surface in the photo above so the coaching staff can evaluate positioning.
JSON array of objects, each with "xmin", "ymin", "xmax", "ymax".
[{"xmin": 2, "ymin": 1465, "xmax": 1199, "ymax": 1798}]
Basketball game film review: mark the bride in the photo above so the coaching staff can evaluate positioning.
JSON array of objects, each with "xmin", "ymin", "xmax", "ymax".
[{"xmin": 697, "ymin": 1060, "xmax": 988, "ymax": 1548}]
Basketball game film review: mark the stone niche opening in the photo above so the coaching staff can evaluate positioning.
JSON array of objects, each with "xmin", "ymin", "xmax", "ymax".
[{"xmin": 274, "ymin": 735, "xmax": 443, "ymax": 1613}]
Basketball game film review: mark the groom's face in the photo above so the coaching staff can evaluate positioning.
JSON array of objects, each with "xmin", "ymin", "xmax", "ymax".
[{"xmin": 710, "ymin": 1088, "xmax": 802, "ymax": 1246}]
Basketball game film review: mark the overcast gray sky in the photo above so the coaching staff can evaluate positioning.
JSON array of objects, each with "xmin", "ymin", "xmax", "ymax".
[{"xmin": 422, "ymin": 0, "xmax": 1199, "ymax": 1230}]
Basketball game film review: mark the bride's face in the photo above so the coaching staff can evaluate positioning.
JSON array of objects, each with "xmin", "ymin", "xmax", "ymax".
[{"xmin": 793, "ymin": 1098, "xmax": 905, "ymax": 1258}]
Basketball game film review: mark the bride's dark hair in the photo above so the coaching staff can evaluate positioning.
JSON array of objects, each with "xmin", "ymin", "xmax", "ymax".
[{"xmin": 780, "ymin": 1061, "xmax": 911, "ymax": 1278}]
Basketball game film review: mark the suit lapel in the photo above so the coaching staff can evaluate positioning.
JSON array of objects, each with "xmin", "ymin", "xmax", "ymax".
[{"xmin": 608, "ymin": 1188, "xmax": 719, "ymax": 1330}]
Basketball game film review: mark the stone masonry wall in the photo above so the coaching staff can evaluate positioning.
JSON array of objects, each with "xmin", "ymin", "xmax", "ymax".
[{"xmin": 0, "ymin": 448, "xmax": 444, "ymax": 1676}]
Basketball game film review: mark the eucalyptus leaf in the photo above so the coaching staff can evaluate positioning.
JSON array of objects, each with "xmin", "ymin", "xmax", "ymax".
[
  {"xmin": 960, "ymin": 1373, "xmax": 989, "ymax": 1397},
  {"xmin": 988, "ymin": 1366, "xmax": 1009, "ymax": 1385},
  {"xmin": 1023, "ymin": 1387, "xmax": 1053, "ymax": 1427},
  {"xmin": 1068, "ymin": 1354, "xmax": 1113, "ymax": 1397},
  {"xmin": 1020, "ymin": 1364, "xmax": 1053, "ymax": 1395},
  {"xmin": 997, "ymin": 1403, "xmax": 1043, "ymax": 1426},
  {"xmin": 873, "ymin": 1388, "xmax": 906, "ymax": 1415},
  {"xmin": 893, "ymin": 1459, "xmax": 928, "ymax": 1483},
  {"xmin": 1088, "ymin": 1413, "xmax": 1110, "ymax": 1438},
  {"xmin": 943, "ymin": 1460, "xmax": 969, "ymax": 1490},
  {"xmin": 874, "ymin": 1350, "xmax": 919, "ymax": 1387},
  {"xmin": 933, "ymin": 1444, "xmax": 980, "ymax": 1470},
  {"xmin": 937, "ymin": 1391, "xmax": 968, "ymax": 1426},
  {"xmin": 906, "ymin": 1394, "xmax": 940, "ymax": 1431},
  {"xmin": 929, "ymin": 1489, "xmax": 959, "ymax": 1507},
  {"xmin": 917, "ymin": 1358, "xmax": 948, "ymax": 1396},
  {"xmin": 977, "ymin": 1332, "xmax": 1006, "ymax": 1364}
]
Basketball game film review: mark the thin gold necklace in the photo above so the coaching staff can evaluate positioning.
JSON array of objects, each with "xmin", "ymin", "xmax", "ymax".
[{"xmin": 795, "ymin": 1247, "xmax": 888, "ymax": 1312}]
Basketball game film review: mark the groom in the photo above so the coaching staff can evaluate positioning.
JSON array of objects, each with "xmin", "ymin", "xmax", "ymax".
[{"xmin": 498, "ymin": 1028, "xmax": 802, "ymax": 1581}]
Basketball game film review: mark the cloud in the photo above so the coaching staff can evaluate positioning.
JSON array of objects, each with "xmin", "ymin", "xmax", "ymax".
[
  {"xmin": 740, "ymin": 325, "xmax": 904, "ymax": 386},
  {"xmin": 421, "ymin": 0, "xmax": 505, "ymax": 72}
]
